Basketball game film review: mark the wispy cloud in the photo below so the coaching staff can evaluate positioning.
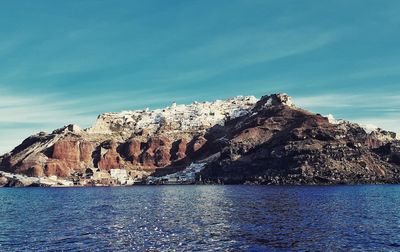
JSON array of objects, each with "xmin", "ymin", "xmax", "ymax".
[
  {"xmin": 347, "ymin": 64, "xmax": 400, "ymax": 79},
  {"xmin": 295, "ymin": 93, "xmax": 400, "ymax": 133},
  {"xmin": 0, "ymin": 89, "xmax": 92, "ymax": 125},
  {"xmin": 295, "ymin": 93, "xmax": 400, "ymax": 109},
  {"xmin": 355, "ymin": 117, "xmax": 400, "ymax": 132},
  {"xmin": 294, "ymin": 95, "xmax": 358, "ymax": 108},
  {"xmin": 0, "ymin": 87, "xmax": 93, "ymax": 154},
  {"xmin": 1, "ymin": 0, "xmax": 399, "ymax": 155},
  {"xmin": 0, "ymin": 86, "xmax": 201, "ymax": 154},
  {"xmin": 164, "ymin": 28, "xmax": 343, "ymax": 81}
]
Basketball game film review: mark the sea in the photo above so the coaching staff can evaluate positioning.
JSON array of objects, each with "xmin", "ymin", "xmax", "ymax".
[{"xmin": 1, "ymin": 185, "xmax": 400, "ymax": 251}]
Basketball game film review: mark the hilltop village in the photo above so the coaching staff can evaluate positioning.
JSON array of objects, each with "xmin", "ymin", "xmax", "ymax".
[
  {"xmin": 0, "ymin": 96, "xmax": 255, "ymax": 187},
  {"xmin": 2, "ymin": 93, "xmax": 400, "ymax": 186}
]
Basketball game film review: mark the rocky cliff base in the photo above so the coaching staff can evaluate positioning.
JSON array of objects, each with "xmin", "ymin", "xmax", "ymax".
[{"xmin": 1, "ymin": 93, "xmax": 400, "ymax": 186}]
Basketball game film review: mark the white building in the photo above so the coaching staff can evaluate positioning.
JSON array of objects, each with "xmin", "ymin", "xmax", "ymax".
[{"xmin": 110, "ymin": 169, "xmax": 128, "ymax": 184}]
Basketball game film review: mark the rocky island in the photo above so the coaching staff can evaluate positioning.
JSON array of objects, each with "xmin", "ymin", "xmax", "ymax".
[{"xmin": 1, "ymin": 93, "xmax": 400, "ymax": 187}]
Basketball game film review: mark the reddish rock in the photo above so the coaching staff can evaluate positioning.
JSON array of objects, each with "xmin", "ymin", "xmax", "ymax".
[
  {"xmin": 2, "ymin": 92, "xmax": 400, "ymax": 185},
  {"xmin": 52, "ymin": 139, "xmax": 94, "ymax": 165},
  {"xmin": 154, "ymin": 146, "xmax": 171, "ymax": 167},
  {"xmin": 141, "ymin": 151, "xmax": 155, "ymax": 167},
  {"xmin": 176, "ymin": 138, "xmax": 188, "ymax": 160},
  {"xmin": 201, "ymin": 101, "xmax": 400, "ymax": 184},
  {"xmin": 193, "ymin": 136, "xmax": 207, "ymax": 152},
  {"xmin": 126, "ymin": 139, "xmax": 142, "ymax": 163},
  {"xmin": 52, "ymin": 140, "xmax": 80, "ymax": 163},
  {"xmin": 11, "ymin": 153, "xmax": 48, "ymax": 177},
  {"xmin": 79, "ymin": 141, "xmax": 94, "ymax": 164},
  {"xmin": 45, "ymin": 160, "xmax": 70, "ymax": 177},
  {"xmin": 98, "ymin": 141, "xmax": 124, "ymax": 170},
  {"xmin": 140, "ymin": 137, "xmax": 172, "ymax": 168}
]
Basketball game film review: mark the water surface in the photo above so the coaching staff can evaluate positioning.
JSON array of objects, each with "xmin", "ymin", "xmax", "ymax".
[{"xmin": 1, "ymin": 185, "xmax": 400, "ymax": 251}]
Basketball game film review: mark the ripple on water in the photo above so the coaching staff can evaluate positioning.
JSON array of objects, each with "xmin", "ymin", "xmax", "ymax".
[{"xmin": 0, "ymin": 185, "xmax": 400, "ymax": 251}]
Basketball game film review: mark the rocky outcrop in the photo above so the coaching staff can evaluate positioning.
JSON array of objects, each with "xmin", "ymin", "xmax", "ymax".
[
  {"xmin": 140, "ymin": 137, "xmax": 172, "ymax": 167},
  {"xmin": 1, "ymin": 93, "xmax": 399, "ymax": 185},
  {"xmin": 87, "ymin": 96, "xmax": 258, "ymax": 136},
  {"xmin": 174, "ymin": 138, "xmax": 188, "ymax": 160},
  {"xmin": 97, "ymin": 141, "xmax": 124, "ymax": 170},
  {"xmin": 122, "ymin": 139, "xmax": 142, "ymax": 164},
  {"xmin": 200, "ymin": 95, "xmax": 400, "ymax": 184},
  {"xmin": 0, "ymin": 96, "xmax": 258, "ymax": 178},
  {"xmin": 0, "ymin": 175, "xmax": 8, "ymax": 187}
]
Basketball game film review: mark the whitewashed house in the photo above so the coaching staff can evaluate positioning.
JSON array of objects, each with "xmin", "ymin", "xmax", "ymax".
[{"xmin": 110, "ymin": 169, "xmax": 128, "ymax": 184}]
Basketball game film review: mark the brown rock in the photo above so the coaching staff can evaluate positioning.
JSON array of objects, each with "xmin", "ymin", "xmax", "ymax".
[
  {"xmin": 176, "ymin": 138, "xmax": 188, "ymax": 160},
  {"xmin": 0, "ymin": 176, "xmax": 8, "ymax": 186},
  {"xmin": 26, "ymin": 165, "xmax": 44, "ymax": 177},
  {"xmin": 3, "ymin": 93, "xmax": 400, "ymax": 185},
  {"xmin": 193, "ymin": 136, "xmax": 207, "ymax": 152},
  {"xmin": 52, "ymin": 139, "xmax": 94, "ymax": 165},
  {"xmin": 79, "ymin": 141, "xmax": 94, "ymax": 164},
  {"xmin": 98, "ymin": 141, "xmax": 124, "ymax": 170},
  {"xmin": 13, "ymin": 153, "xmax": 48, "ymax": 177},
  {"xmin": 52, "ymin": 140, "xmax": 80, "ymax": 163},
  {"xmin": 45, "ymin": 160, "xmax": 71, "ymax": 177},
  {"xmin": 126, "ymin": 139, "xmax": 142, "ymax": 163},
  {"xmin": 140, "ymin": 137, "xmax": 172, "ymax": 168}
]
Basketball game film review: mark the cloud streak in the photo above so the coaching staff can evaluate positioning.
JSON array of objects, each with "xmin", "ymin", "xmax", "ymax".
[
  {"xmin": 295, "ymin": 93, "xmax": 400, "ymax": 133},
  {"xmin": 0, "ymin": 86, "xmax": 201, "ymax": 154},
  {"xmin": 295, "ymin": 93, "xmax": 400, "ymax": 110},
  {"xmin": 162, "ymin": 28, "xmax": 343, "ymax": 82}
]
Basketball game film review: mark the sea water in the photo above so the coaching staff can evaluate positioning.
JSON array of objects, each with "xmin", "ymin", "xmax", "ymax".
[{"xmin": 1, "ymin": 185, "xmax": 400, "ymax": 251}]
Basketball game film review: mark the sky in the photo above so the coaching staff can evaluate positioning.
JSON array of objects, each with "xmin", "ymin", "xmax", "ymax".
[{"xmin": 1, "ymin": 0, "xmax": 400, "ymax": 154}]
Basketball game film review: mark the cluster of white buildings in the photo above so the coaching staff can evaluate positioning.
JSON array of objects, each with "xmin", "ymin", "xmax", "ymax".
[
  {"xmin": 87, "ymin": 96, "xmax": 258, "ymax": 135},
  {"xmin": 147, "ymin": 162, "xmax": 206, "ymax": 185},
  {"xmin": 1, "ymin": 163, "xmax": 206, "ymax": 186},
  {"xmin": 80, "ymin": 168, "xmax": 141, "ymax": 186}
]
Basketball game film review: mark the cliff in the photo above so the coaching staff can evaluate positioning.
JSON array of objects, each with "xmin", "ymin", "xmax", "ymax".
[
  {"xmin": 1, "ymin": 93, "xmax": 400, "ymax": 185},
  {"xmin": 0, "ymin": 96, "xmax": 257, "ymax": 178},
  {"xmin": 200, "ymin": 94, "xmax": 400, "ymax": 184}
]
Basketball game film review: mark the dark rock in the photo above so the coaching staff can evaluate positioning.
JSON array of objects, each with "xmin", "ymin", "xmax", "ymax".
[{"xmin": 1, "ymin": 93, "xmax": 400, "ymax": 185}]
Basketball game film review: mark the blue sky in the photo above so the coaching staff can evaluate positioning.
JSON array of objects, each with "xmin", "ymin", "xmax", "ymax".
[{"xmin": 1, "ymin": 0, "xmax": 400, "ymax": 154}]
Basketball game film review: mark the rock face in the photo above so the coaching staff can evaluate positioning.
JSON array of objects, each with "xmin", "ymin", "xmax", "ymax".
[
  {"xmin": 87, "ymin": 96, "xmax": 258, "ymax": 137},
  {"xmin": 1, "ymin": 93, "xmax": 400, "ymax": 184},
  {"xmin": 200, "ymin": 94, "xmax": 400, "ymax": 184},
  {"xmin": 0, "ymin": 96, "xmax": 258, "ymax": 178}
]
